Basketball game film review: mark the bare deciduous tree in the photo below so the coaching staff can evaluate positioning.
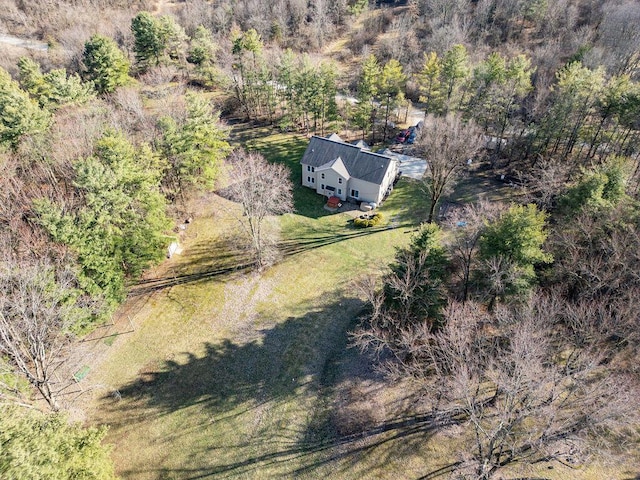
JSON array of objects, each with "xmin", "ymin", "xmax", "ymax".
[
  {"xmin": 444, "ymin": 200, "xmax": 503, "ymax": 302},
  {"xmin": 523, "ymin": 156, "xmax": 571, "ymax": 208},
  {"xmin": 548, "ymin": 206, "xmax": 640, "ymax": 358},
  {"xmin": 0, "ymin": 261, "xmax": 81, "ymax": 411},
  {"xmin": 226, "ymin": 149, "xmax": 294, "ymax": 269},
  {"xmin": 413, "ymin": 114, "xmax": 481, "ymax": 223},
  {"xmin": 596, "ymin": 0, "xmax": 640, "ymax": 76},
  {"xmin": 551, "ymin": 206, "xmax": 640, "ymax": 303},
  {"xmin": 354, "ymin": 296, "xmax": 638, "ymax": 480}
]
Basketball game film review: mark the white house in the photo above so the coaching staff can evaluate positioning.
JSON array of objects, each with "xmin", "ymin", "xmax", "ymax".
[{"xmin": 300, "ymin": 134, "xmax": 398, "ymax": 205}]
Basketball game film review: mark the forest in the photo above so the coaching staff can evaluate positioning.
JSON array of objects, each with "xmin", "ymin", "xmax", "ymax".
[{"xmin": 0, "ymin": 0, "xmax": 639, "ymax": 478}]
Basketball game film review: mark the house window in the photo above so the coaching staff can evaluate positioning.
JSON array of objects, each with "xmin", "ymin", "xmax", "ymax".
[
  {"xmin": 351, "ymin": 189, "xmax": 359, "ymax": 198},
  {"xmin": 338, "ymin": 188, "xmax": 342, "ymax": 195},
  {"xmin": 307, "ymin": 165, "xmax": 311, "ymax": 172},
  {"xmin": 311, "ymin": 177, "xmax": 315, "ymax": 183},
  {"xmin": 321, "ymin": 184, "xmax": 325, "ymax": 190},
  {"xmin": 307, "ymin": 176, "xmax": 311, "ymax": 183},
  {"xmin": 311, "ymin": 167, "xmax": 315, "ymax": 172},
  {"xmin": 321, "ymin": 173, "xmax": 325, "ymax": 179},
  {"xmin": 338, "ymin": 178, "xmax": 343, "ymax": 184}
]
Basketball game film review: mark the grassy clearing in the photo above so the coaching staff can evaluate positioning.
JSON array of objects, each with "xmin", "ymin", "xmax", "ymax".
[
  {"xmin": 84, "ymin": 128, "xmax": 637, "ymax": 480},
  {"xmin": 84, "ymin": 128, "xmax": 430, "ymax": 479}
]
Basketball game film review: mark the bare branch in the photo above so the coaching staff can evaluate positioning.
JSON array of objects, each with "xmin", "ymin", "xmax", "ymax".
[
  {"xmin": 224, "ymin": 149, "xmax": 294, "ymax": 270},
  {"xmin": 412, "ymin": 114, "xmax": 482, "ymax": 223},
  {"xmin": 0, "ymin": 261, "xmax": 80, "ymax": 411}
]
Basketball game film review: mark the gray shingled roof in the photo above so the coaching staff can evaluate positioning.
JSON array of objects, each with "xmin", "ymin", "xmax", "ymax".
[{"xmin": 300, "ymin": 135, "xmax": 395, "ymax": 185}]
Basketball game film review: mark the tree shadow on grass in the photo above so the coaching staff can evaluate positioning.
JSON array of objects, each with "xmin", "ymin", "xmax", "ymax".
[
  {"xmin": 100, "ymin": 297, "xmax": 453, "ymax": 479},
  {"xmin": 279, "ymin": 223, "xmax": 391, "ymax": 257},
  {"xmin": 128, "ymin": 240, "xmax": 255, "ymax": 297},
  {"xmin": 245, "ymin": 130, "xmax": 307, "ymax": 173},
  {"xmin": 291, "ymin": 184, "xmax": 335, "ymax": 219},
  {"xmin": 99, "ymin": 296, "xmax": 346, "ymax": 418},
  {"xmin": 124, "ymin": 414, "xmax": 454, "ymax": 480},
  {"xmin": 128, "ymin": 225, "xmax": 386, "ymax": 297},
  {"xmin": 102, "ymin": 297, "xmax": 363, "ymax": 423}
]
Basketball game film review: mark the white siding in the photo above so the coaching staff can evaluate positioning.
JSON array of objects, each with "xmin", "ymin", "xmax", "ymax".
[
  {"xmin": 317, "ymin": 169, "xmax": 347, "ymax": 200},
  {"xmin": 348, "ymin": 178, "xmax": 383, "ymax": 204},
  {"xmin": 301, "ymin": 164, "xmax": 315, "ymax": 188},
  {"xmin": 377, "ymin": 160, "xmax": 398, "ymax": 201},
  {"xmin": 302, "ymin": 157, "xmax": 397, "ymax": 205}
]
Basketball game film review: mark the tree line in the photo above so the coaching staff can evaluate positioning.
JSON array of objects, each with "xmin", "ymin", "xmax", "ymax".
[
  {"xmin": 0, "ymin": 2, "xmax": 639, "ymax": 476},
  {"xmin": 12, "ymin": 4, "xmax": 633, "ymax": 173},
  {"xmin": 348, "ymin": 36, "xmax": 640, "ymax": 476},
  {"xmin": 168, "ymin": 21, "xmax": 640, "ymax": 180},
  {"xmin": 0, "ymin": 9, "xmax": 300, "ymax": 474},
  {"xmin": 0, "ymin": 12, "xmax": 235, "ymax": 475},
  {"xmin": 0, "ymin": 9, "xmax": 297, "ymax": 419},
  {"xmin": 354, "ymin": 166, "xmax": 640, "ymax": 477}
]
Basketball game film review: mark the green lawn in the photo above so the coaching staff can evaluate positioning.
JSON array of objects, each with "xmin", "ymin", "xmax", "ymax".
[
  {"xmin": 85, "ymin": 128, "xmax": 637, "ymax": 480},
  {"xmin": 85, "ymin": 128, "xmax": 432, "ymax": 479}
]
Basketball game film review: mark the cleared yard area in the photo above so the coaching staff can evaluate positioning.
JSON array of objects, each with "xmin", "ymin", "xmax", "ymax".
[
  {"xmin": 81, "ymin": 129, "xmax": 432, "ymax": 479},
  {"xmin": 81, "ymin": 128, "xmax": 638, "ymax": 480},
  {"xmin": 85, "ymin": 191, "xmax": 432, "ymax": 479}
]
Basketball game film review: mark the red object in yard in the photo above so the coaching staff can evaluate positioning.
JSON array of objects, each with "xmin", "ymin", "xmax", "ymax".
[
  {"xmin": 327, "ymin": 196, "xmax": 341, "ymax": 208},
  {"xmin": 395, "ymin": 129, "xmax": 410, "ymax": 143}
]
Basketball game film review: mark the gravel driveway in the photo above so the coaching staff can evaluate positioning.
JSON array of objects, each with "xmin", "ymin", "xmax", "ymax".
[{"xmin": 381, "ymin": 149, "xmax": 427, "ymax": 180}]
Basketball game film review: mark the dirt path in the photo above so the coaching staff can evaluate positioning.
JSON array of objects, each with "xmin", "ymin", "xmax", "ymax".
[{"xmin": 0, "ymin": 33, "xmax": 48, "ymax": 51}]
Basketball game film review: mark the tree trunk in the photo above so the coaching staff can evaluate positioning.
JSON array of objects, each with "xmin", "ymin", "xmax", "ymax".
[
  {"xmin": 586, "ymin": 109, "xmax": 611, "ymax": 160},
  {"xmin": 383, "ymin": 95, "xmax": 391, "ymax": 141},
  {"xmin": 37, "ymin": 382, "xmax": 60, "ymax": 412},
  {"xmin": 427, "ymin": 196, "xmax": 437, "ymax": 223}
]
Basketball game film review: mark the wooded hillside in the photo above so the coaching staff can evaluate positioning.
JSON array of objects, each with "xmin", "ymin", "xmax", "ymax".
[{"xmin": 0, "ymin": 0, "xmax": 639, "ymax": 478}]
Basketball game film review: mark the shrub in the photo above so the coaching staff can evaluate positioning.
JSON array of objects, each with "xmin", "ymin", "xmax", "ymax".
[{"xmin": 353, "ymin": 212, "xmax": 384, "ymax": 228}]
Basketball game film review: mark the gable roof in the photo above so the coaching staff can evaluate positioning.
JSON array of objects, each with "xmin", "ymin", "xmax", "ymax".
[
  {"xmin": 301, "ymin": 135, "xmax": 395, "ymax": 185},
  {"xmin": 316, "ymin": 156, "xmax": 351, "ymax": 179}
]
